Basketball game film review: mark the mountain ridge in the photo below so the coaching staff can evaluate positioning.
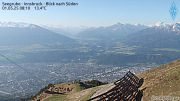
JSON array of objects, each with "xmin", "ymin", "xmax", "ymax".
[
  {"xmin": 75, "ymin": 22, "xmax": 148, "ymax": 40},
  {"xmin": 0, "ymin": 22, "xmax": 75, "ymax": 46},
  {"xmin": 123, "ymin": 23, "xmax": 180, "ymax": 49}
]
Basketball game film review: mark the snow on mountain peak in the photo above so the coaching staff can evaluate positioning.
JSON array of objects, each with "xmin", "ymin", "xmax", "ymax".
[
  {"xmin": 152, "ymin": 22, "xmax": 180, "ymax": 32},
  {"xmin": 155, "ymin": 22, "xmax": 167, "ymax": 27},
  {"xmin": 0, "ymin": 22, "xmax": 36, "ymax": 28},
  {"xmin": 169, "ymin": 23, "xmax": 180, "ymax": 31},
  {"xmin": 133, "ymin": 23, "xmax": 141, "ymax": 26},
  {"xmin": 147, "ymin": 22, "xmax": 171, "ymax": 28}
]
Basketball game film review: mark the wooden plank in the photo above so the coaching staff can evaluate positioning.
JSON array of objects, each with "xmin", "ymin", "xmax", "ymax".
[
  {"xmin": 87, "ymin": 71, "xmax": 140, "ymax": 101},
  {"xmin": 126, "ymin": 73, "xmax": 138, "ymax": 84},
  {"xmin": 129, "ymin": 71, "xmax": 139, "ymax": 81}
]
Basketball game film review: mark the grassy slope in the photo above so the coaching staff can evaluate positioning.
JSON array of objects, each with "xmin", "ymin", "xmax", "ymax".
[
  {"xmin": 42, "ymin": 83, "xmax": 104, "ymax": 101},
  {"xmin": 43, "ymin": 94, "xmax": 67, "ymax": 101},
  {"xmin": 136, "ymin": 59, "xmax": 180, "ymax": 101}
]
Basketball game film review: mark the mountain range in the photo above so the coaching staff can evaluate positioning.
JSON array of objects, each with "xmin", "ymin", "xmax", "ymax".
[
  {"xmin": 1, "ymin": 21, "xmax": 180, "ymax": 44},
  {"xmin": 123, "ymin": 22, "xmax": 180, "ymax": 48},
  {"xmin": 0, "ymin": 22, "xmax": 75, "ymax": 46},
  {"xmin": 75, "ymin": 23, "xmax": 149, "ymax": 40},
  {"xmin": 40, "ymin": 24, "xmax": 89, "ymax": 38},
  {"xmin": 0, "ymin": 21, "xmax": 180, "ymax": 65}
]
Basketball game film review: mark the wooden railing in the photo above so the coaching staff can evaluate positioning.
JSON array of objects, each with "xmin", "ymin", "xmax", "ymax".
[{"xmin": 87, "ymin": 71, "xmax": 140, "ymax": 101}]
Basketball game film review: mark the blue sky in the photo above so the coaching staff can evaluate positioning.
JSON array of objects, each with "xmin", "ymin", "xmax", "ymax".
[{"xmin": 0, "ymin": 0, "xmax": 180, "ymax": 27}]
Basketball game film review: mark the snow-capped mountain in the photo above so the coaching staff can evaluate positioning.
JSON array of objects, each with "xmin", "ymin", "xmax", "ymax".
[
  {"xmin": 153, "ymin": 22, "xmax": 169, "ymax": 27},
  {"xmin": 107, "ymin": 22, "xmax": 148, "ymax": 30},
  {"xmin": 75, "ymin": 22, "xmax": 149, "ymax": 40},
  {"xmin": 148, "ymin": 22, "xmax": 180, "ymax": 32},
  {"xmin": 0, "ymin": 22, "xmax": 75, "ymax": 46},
  {"xmin": 123, "ymin": 22, "xmax": 180, "ymax": 49},
  {"xmin": 166, "ymin": 23, "xmax": 180, "ymax": 32},
  {"xmin": 0, "ymin": 22, "xmax": 37, "ymax": 28}
]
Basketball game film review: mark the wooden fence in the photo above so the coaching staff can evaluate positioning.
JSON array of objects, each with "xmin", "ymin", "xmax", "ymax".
[{"xmin": 87, "ymin": 71, "xmax": 140, "ymax": 101}]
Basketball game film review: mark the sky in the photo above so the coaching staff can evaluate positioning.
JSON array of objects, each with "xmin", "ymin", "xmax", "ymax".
[{"xmin": 0, "ymin": 0, "xmax": 180, "ymax": 27}]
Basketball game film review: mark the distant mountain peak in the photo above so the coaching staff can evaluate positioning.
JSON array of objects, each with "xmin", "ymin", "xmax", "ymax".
[
  {"xmin": 76, "ymin": 22, "xmax": 149, "ymax": 40},
  {"xmin": 115, "ymin": 22, "xmax": 124, "ymax": 25},
  {"xmin": 167, "ymin": 23, "xmax": 180, "ymax": 32},
  {"xmin": 0, "ymin": 22, "xmax": 75, "ymax": 46},
  {"xmin": 0, "ymin": 22, "xmax": 37, "ymax": 29},
  {"xmin": 146, "ymin": 22, "xmax": 180, "ymax": 32},
  {"xmin": 133, "ymin": 23, "xmax": 142, "ymax": 26},
  {"xmin": 113, "ymin": 22, "xmax": 146, "ymax": 27},
  {"xmin": 155, "ymin": 22, "xmax": 165, "ymax": 26},
  {"xmin": 147, "ymin": 22, "xmax": 169, "ymax": 27}
]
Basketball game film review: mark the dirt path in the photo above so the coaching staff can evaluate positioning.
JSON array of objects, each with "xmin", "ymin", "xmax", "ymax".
[{"xmin": 91, "ymin": 83, "xmax": 115, "ymax": 98}]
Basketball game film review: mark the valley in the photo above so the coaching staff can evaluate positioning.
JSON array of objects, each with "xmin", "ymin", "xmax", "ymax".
[
  {"xmin": 0, "ymin": 62, "xmax": 154, "ymax": 100},
  {"xmin": 0, "ymin": 22, "xmax": 180, "ymax": 100}
]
